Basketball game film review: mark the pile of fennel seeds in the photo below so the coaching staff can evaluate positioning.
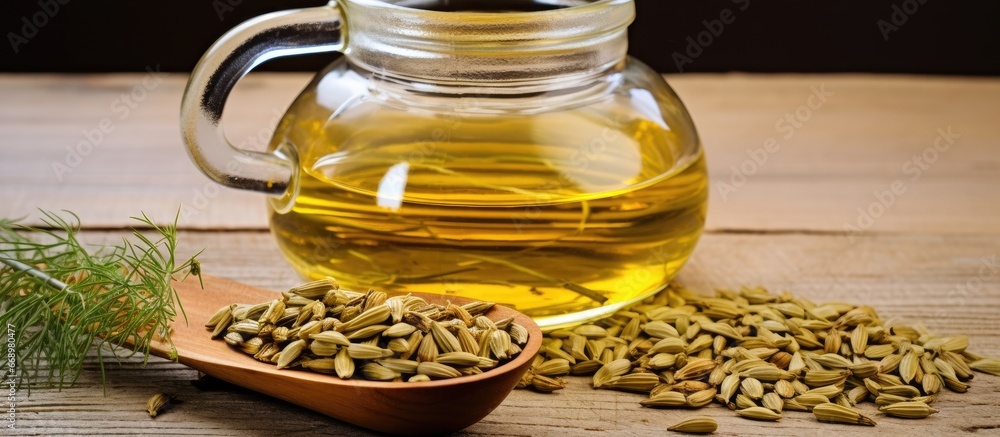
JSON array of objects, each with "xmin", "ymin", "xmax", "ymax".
[
  {"xmin": 518, "ymin": 285, "xmax": 1000, "ymax": 429},
  {"xmin": 205, "ymin": 278, "xmax": 530, "ymax": 381}
]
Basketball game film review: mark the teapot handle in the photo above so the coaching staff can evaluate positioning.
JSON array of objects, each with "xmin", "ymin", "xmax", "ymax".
[{"xmin": 180, "ymin": 2, "xmax": 344, "ymax": 207}]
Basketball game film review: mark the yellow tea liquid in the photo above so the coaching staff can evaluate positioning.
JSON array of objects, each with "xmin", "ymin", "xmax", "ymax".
[{"xmin": 269, "ymin": 90, "xmax": 708, "ymax": 329}]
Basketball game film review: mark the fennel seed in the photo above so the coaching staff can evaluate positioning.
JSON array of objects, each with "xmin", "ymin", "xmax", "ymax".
[{"xmin": 209, "ymin": 277, "xmax": 527, "ymax": 383}]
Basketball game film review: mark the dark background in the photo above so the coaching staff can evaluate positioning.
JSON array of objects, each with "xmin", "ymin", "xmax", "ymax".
[{"xmin": 1, "ymin": 0, "xmax": 998, "ymax": 75}]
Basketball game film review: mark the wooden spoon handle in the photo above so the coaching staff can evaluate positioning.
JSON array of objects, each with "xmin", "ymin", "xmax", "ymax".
[{"xmin": 148, "ymin": 275, "xmax": 541, "ymax": 435}]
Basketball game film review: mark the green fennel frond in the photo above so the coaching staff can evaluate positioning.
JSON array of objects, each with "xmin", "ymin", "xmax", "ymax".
[{"xmin": 0, "ymin": 211, "xmax": 201, "ymax": 392}]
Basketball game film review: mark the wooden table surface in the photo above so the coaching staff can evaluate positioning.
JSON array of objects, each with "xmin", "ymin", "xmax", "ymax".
[{"xmin": 1, "ymin": 73, "xmax": 999, "ymax": 436}]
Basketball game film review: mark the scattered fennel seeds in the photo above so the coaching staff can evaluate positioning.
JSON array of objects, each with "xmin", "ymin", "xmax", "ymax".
[
  {"xmin": 813, "ymin": 403, "xmax": 876, "ymax": 426},
  {"xmin": 518, "ymin": 284, "xmax": 999, "ymax": 430},
  {"xmin": 146, "ymin": 393, "xmax": 176, "ymax": 418},
  {"xmin": 667, "ymin": 416, "xmax": 718, "ymax": 434},
  {"xmin": 206, "ymin": 278, "xmax": 529, "ymax": 382}
]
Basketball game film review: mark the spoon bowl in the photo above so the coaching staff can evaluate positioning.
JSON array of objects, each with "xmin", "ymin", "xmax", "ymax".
[{"xmin": 150, "ymin": 275, "xmax": 542, "ymax": 435}]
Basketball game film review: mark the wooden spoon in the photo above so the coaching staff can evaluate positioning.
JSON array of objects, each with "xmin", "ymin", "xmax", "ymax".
[{"xmin": 148, "ymin": 275, "xmax": 542, "ymax": 435}]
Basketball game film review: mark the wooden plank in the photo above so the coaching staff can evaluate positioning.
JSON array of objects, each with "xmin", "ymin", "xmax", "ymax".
[
  {"xmin": 678, "ymin": 74, "xmax": 1000, "ymax": 235},
  {"xmin": 0, "ymin": 73, "xmax": 311, "ymax": 230},
  {"xmin": 1, "ymin": 74, "xmax": 999, "ymax": 233},
  {"xmin": 9, "ymin": 230, "xmax": 1000, "ymax": 435}
]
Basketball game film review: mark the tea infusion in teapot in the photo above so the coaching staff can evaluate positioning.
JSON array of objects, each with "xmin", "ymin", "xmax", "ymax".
[{"xmin": 182, "ymin": 0, "xmax": 708, "ymax": 329}]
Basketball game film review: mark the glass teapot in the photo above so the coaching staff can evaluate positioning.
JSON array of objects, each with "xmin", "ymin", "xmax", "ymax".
[{"xmin": 181, "ymin": 0, "xmax": 708, "ymax": 330}]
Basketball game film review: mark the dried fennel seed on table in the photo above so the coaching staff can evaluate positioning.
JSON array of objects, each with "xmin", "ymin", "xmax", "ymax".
[
  {"xmin": 206, "ymin": 278, "xmax": 529, "ymax": 381},
  {"xmin": 517, "ymin": 284, "xmax": 1000, "ymax": 428}
]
